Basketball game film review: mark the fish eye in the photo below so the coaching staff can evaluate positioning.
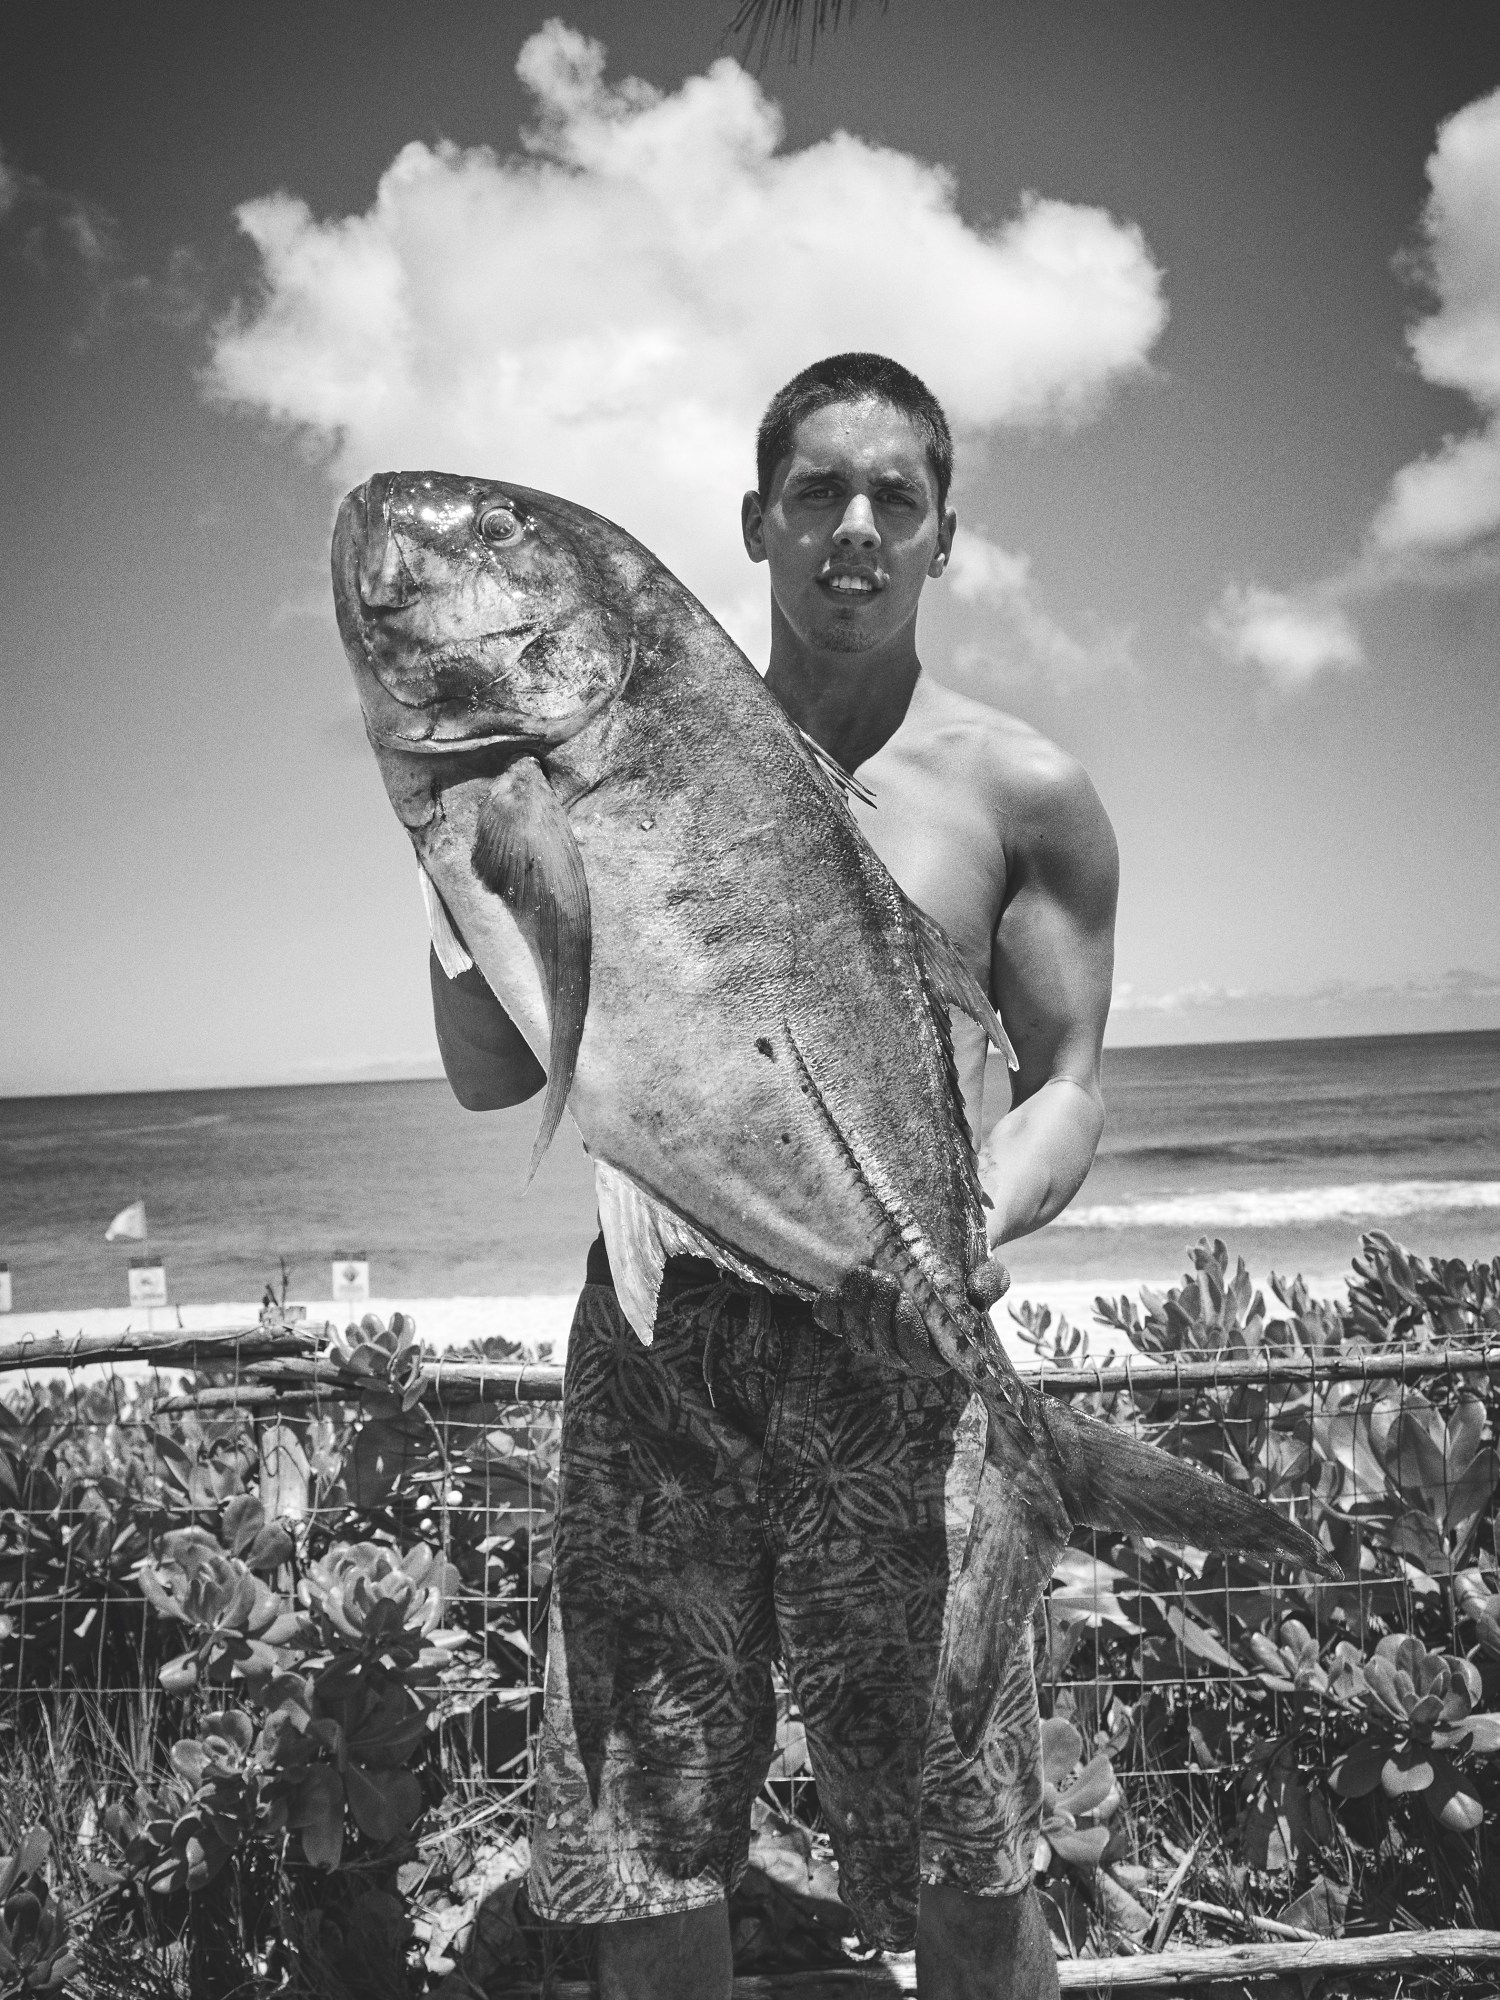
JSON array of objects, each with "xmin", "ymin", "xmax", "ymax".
[{"xmin": 477, "ymin": 504, "xmax": 523, "ymax": 546}]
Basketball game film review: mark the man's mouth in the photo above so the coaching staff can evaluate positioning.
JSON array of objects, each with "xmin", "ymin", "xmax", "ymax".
[{"xmin": 820, "ymin": 569, "xmax": 883, "ymax": 597}]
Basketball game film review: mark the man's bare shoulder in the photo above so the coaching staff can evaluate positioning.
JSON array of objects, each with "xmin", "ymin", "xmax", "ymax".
[{"xmin": 902, "ymin": 676, "xmax": 1100, "ymax": 831}]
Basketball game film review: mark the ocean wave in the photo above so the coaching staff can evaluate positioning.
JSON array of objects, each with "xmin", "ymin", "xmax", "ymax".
[
  {"xmin": 0, "ymin": 1113, "xmax": 230, "ymax": 1154},
  {"xmin": 1055, "ymin": 1179, "xmax": 1500, "ymax": 1230}
]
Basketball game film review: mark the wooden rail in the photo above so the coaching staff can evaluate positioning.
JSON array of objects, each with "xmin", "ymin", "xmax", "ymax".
[
  {"xmin": 158, "ymin": 1342, "xmax": 1500, "ymax": 1413},
  {"xmin": 154, "ymin": 1357, "xmax": 568, "ymax": 1411},
  {"xmin": 534, "ymin": 1926, "xmax": 1500, "ymax": 1991},
  {"xmin": 11, "ymin": 1323, "xmax": 1500, "ymax": 1406},
  {"xmin": 0, "ymin": 1323, "xmax": 322, "ymax": 1374},
  {"xmin": 1032, "ymin": 1345, "xmax": 1500, "ymax": 1393}
]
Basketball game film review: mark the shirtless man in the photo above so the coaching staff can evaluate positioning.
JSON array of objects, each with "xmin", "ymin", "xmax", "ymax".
[{"xmin": 431, "ymin": 353, "xmax": 1117, "ymax": 2000}]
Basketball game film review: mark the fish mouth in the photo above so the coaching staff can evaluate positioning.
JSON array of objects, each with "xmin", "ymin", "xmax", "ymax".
[
  {"xmin": 369, "ymin": 639, "xmax": 636, "ymax": 754},
  {"xmin": 365, "ymin": 621, "xmax": 546, "ymax": 707}
]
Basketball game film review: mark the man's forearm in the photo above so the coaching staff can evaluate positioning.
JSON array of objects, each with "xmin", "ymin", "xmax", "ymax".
[{"xmin": 977, "ymin": 1075, "xmax": 1104, "ymax": 1246}]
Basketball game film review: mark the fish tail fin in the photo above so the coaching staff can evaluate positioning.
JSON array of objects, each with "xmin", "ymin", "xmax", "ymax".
[
  {"xmin": 944, "ymin": 1387, "xmax": 1339, "ymax": 1761},
  {"xmin": 1033, "ymin": 1397, "xmax": 1338, "ymax": 1579},
  {"xmin": 943, "ymin": 1403, "xmax": 1070, "ymax": 1762}
]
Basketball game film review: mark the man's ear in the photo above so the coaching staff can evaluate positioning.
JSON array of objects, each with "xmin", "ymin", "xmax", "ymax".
[
  {"xmin": 929, "ymin": 506, "xmax": 957, "ymax": 579},
  {"xmin": 741, "ymin": 489, "xmax": 768, "ymax": 564}
]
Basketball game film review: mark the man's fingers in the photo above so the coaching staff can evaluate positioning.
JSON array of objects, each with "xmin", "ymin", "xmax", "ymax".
[{"xmin": 967, "ymin": 1254, "xmax": 1011, "ymax": 1311}]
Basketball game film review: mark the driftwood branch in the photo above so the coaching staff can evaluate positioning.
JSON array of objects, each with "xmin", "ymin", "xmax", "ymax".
[
  {"xmin": 0, "ymin": 1324, "xmax": 322, "ymax": 1375},
  {"xmin": 154, "ymin": 1358, "xmax": 567, "ymax": 1412},
  {"xmin": 1052, "ymin": 1926, "xmax": 1500, "ymax": 1989},
  {"xmin": 1031, "ymin": 1345, "xmax": 1500, "ymax": 1394},
  {"xmin": 10, "ymin": 1321, "xmax": 1498, "ymax": 1404},
  {"xmin": 534, "ymin": 1925, "xmax": 1500, "ymax": 1991}
]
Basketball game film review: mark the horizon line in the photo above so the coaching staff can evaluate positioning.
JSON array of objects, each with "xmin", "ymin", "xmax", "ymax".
[{"xmin": 3, "ymin": 1017, "xmax": 1498, "ymax": 1102}]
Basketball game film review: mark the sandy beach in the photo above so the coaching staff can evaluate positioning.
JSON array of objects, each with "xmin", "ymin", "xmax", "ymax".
[{"xmin": 0, "ymin": 1270, "xmax": 1356, "ymax": 1382}]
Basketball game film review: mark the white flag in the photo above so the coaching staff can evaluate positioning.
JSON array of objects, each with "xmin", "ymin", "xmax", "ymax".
[{"xmin": 105, "ymin": 1200, "xmax": 147, "ymax": 1242}]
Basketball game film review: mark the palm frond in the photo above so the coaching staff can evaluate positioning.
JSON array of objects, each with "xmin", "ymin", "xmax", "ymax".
[{"xmin": 724, "ymin": 0, "xmax": 889, "ymax": 69}]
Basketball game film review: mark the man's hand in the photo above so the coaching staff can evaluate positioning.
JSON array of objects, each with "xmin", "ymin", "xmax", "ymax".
[{"xmin": 967, "ymin": 1254, "xmax": 1011, "ymax": 1311}]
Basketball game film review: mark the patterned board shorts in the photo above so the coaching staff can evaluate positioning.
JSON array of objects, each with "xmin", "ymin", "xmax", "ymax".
[{"xmin": 528, "ymin": 1238, "xmax": 1043, "ymax": 1950}]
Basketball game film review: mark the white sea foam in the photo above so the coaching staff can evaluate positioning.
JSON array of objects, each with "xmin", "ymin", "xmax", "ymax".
[{"xmin": 1055, "ymin": 1179, "xmax": 1500, "ymax": 1230}]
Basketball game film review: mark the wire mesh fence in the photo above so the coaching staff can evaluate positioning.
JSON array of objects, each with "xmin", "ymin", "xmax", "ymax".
[{"xmin": 3, "ymin": 1232, "xmax": 1500, "ymax": 1991}]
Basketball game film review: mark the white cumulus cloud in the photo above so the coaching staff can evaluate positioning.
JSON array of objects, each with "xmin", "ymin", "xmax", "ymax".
[
  {"xmin": 1204, "ymin": 583, "xmax": 1364, "ymax": 691},
  {"xmin": 206, "ymin": 18, "xmax": 1166, "ymax": 658},
  {"xmin": 1202, "ymin": 86, "xmax": 1500, "ymax": 689},
  {"xmin": 1372, "ymin": 87, "xmax": 1500, "ymax": 556}
]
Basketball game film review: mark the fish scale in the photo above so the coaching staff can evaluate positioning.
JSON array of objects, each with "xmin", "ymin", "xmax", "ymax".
[{"xmin": 332, "ymin": 468, "xmax": 1338, "ymax": 1759}]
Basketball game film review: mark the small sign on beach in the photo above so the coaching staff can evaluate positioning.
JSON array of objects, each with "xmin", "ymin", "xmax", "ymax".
[
  {"xmin": 332, "ymin": 1253, "xmax": 370, "ymax": 1306},
  {"xmin": 127, "ymin": 1258, "xmax": 168, "ymax": 1308},
  {"xmin": 0, "ymin": 1263, "xmax": 10, "ymax": 1314}
]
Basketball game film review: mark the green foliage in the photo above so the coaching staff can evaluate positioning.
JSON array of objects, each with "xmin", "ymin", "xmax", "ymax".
[
  {"xmin": 0, "ymin": 1833, "xmax": 78, "ymax": 1998},
  {"xmin": 1325, "ymin": 1634, "xmax": 1499, "ymax": 1832},
  {"xmin": 107, "ymin": 1527, "xmax": 469, "ymax": 1898},
  {"xmin": 1034, "ymin": 1716, "xmax": 1122, "ymax": 1871},
  {"xmin": 2, "ymin": 1312, "xmax": 554, "ymax": 1997},
  {"xmin": 7, "ymin": 1241, "xmax": 1500, "ymax": 1983},
  {"xmin": 1022, "ymin": 1230, "xmax": 1500, "ymax": 1949}
]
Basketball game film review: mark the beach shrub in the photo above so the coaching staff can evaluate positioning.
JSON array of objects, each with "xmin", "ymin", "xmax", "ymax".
[
  {"xmin": 119, "ymin": 1511, "xmax": 473, "ymax": 1889},
  {"xmin": 1033, "ymin": 1716, "xmax": 1122, "ymax": 1872},
  {"xmin": 1023, "ymin": 1232, "xmax": 1500, "ymax": 1944},
  {"xmin": 1324, "ymin": 1634, "xmax": 1500, "ymax": 1832},
  {"xmin": 6, "ymin": 1239, "xmax": 1500, "ymax": 1981},
  {"xmin": 0, "ymin": 1831, "xmax": 78, "ymax": 1998}
]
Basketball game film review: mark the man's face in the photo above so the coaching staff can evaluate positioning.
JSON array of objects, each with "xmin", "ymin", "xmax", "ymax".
[{"xmin": 742, "ymin": 397, "xmax": 954, "ymax": 659}]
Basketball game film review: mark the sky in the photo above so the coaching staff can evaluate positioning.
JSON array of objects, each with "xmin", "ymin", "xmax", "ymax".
[{"xmin": 2, "ymin": 0, "xmax": 1498, "ymax": 1096}]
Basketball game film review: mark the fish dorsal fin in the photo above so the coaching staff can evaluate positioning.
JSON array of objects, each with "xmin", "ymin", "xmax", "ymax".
[
  {"xmin": 592, "ymin": 1161, "xmax": 803, "ymax": 1344},
  {"xmin": 418, "ymin": 866, "xmax": 474, "ymax": 979},
  {"xmin": 908, "ymin": 900, "xmax": 1018, "ymax": 1070},
  {"xmin": 471, "ymin": 756, "xmax": 591, "ymax": 1182},
  {"xmin": 796, "ymin": 727, "xmax": 879, "ymax": 810}
]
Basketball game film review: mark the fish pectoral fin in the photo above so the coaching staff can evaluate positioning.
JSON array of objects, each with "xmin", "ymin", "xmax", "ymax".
[
  {"xmin": 471, "ymin": 756, "xmax": 591, "ymax": 1181},
  {"xmin": 944, "ymin": 1408, "xmax": 1071, "ymax": 1762},
  {"xmin": 908, "ymin": 901, "xmax": 1017, "ymax": 1070},
  {"xmin": 417, "ymin": 865, "xmax": 474, "ymax": 978},
  {"xmin": 1038, "ymin": 1398, "xmax": 1341, "ymax": 1579}
]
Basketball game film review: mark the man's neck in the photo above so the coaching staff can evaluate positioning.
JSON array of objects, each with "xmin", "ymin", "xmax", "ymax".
[{"xmin": 763, "ymin": 612, "xmax": 924, "ymax": 775}]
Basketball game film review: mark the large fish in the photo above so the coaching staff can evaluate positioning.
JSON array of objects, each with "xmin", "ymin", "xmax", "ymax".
[{"xmin": 331, "ymin": 471, "xmax": 1335, "ymax": 1757}]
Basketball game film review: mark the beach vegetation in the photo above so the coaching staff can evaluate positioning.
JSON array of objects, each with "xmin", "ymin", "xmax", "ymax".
[{"xmin": 3, "ymin": 1235, "xmax": 1500, "ymax": 1990}]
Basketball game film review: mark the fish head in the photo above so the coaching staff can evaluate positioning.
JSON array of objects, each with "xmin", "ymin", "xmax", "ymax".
[{"xmin": 332, "ymin": 471, "xmax": 634, "ymax": 753}]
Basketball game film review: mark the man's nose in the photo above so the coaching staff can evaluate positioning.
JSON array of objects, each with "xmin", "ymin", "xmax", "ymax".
[{"xmin": 833, "ymin": 495, "xmax": 880, "ymax": 550}]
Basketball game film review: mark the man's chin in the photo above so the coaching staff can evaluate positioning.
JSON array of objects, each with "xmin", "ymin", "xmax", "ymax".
[{"xmin": 811, "ymin": 619, "xmax": 884, "ymax": 656}]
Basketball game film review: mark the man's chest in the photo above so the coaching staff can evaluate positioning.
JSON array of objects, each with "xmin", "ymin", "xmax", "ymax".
[{"xmin": 849, "ymin": 760, "xmax": 1008, "ymax": 981}]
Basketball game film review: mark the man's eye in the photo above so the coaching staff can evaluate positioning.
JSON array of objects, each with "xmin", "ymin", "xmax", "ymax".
[{"xmin": 478, "ymin": 506, "xmax": 523, "ymax": 545}]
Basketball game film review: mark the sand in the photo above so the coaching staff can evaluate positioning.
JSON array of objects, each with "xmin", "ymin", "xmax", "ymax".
[{"xmin": 0, "ymin": 1269, "xmax": 1352, "ymax": 1383}]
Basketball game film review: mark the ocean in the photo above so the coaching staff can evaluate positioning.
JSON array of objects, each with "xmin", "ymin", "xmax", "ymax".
[{"xmin": 1, "ymin": 1029, "xmax": 1496, "ymax": 1316}]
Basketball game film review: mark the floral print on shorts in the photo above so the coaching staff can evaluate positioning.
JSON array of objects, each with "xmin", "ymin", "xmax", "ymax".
[{"xmin": 528, "ymin": 1245, "xmax": 1043, "ymax": 1950}]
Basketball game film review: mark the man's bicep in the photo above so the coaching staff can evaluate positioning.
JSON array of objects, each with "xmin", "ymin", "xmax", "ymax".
[
  {"xmin": 989, "ymin": 762, "xmax": 1118, "ymax": 1101},
  {"xmin": 429, "ymin": 950, "xmax": 547, "ymax": 1111}
]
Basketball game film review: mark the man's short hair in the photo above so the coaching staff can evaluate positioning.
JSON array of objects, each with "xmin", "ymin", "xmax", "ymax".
[{"xmin": 755, "ymin": 353, "xmax": 954, "ymax": 512}]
